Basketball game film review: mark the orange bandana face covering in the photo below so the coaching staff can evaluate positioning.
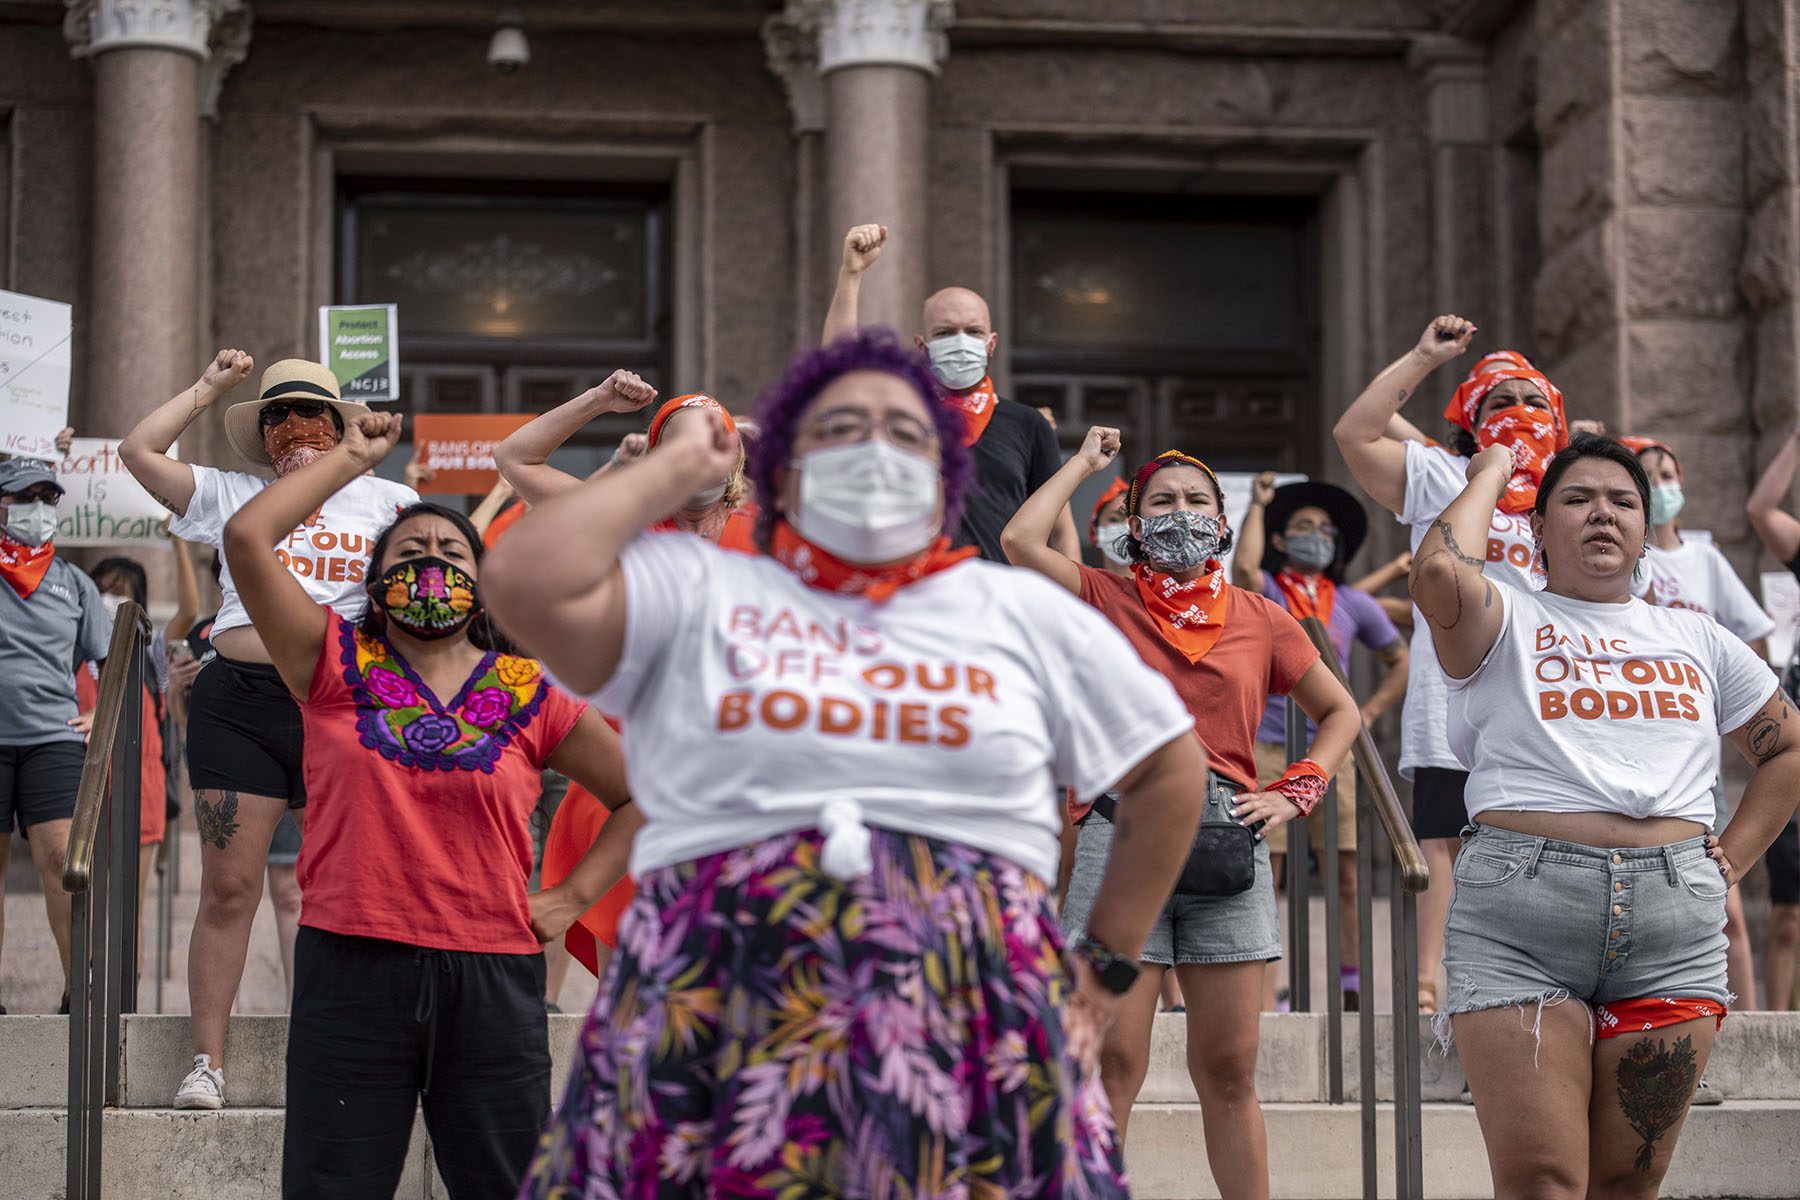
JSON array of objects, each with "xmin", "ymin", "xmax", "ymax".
[
  {"xmin": 1274, "ymin": 568, "xmax": 1337, "ymax": 627},
  {"xmin": 1132, "ymin": 560, "xmax": 1231, "ymax": 662},
  {"xmin": 1478, "ymin": 405, "xmax": 1562, "ymax": 514},
  {"xmin": 946, "ymin": 376, "xmax": 997, "ymax": 446},
  {"xmin": 0, "ymin": 533, "xmax": 56, "ymax": 599},
  {"xmin": 771, "ymin": 520, "xmax": 976, "ymax": 604},
  {"xmin": 266, "ymin": 414, "xmax": 340, "ymax": 476}
]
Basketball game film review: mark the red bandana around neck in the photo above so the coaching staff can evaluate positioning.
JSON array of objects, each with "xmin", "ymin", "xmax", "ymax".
[
  {"xmin": 771, "ymin": 520, "xmax": 976, "ymax": 604},
  {"xmin": 1132, "ymin": 560, "xmax": 1232, "ymax": 663},
  {"xmin": 1275, "ymin": 568, "xmax": 1337, "ymax": 627},
  {"xmin": 945, "ymin": 376, "xmax": 998, "ymax": 446},
  {"xmin": 0, "ymin": 533, "xmax": 56, "ymax": 599}
]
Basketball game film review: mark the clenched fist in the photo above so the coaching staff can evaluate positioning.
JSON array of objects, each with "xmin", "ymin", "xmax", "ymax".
[
  {"xmin": 841, "ymin": 224, "xmax": 888, "ymax": 277},
  {"xmin": 1412, "ymin": 316, "xmax": 1476, "ymax": 370},
  {"xmin": 594, "ymin": 369, "xmax": 657, "ymax": 415},
  {"xmin": 198, "ymin": 349, "xmax": 254, "ymax": 401}
]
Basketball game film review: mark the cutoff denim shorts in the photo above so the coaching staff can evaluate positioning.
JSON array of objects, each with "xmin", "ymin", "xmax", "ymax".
[
  {"xmin": 1441, "ymin": 825, "xmax": 1730, "ymax": 1023},
  {"xmin": 1060, "ymin": 778, "xmax": 1281, "ymax": 967}
]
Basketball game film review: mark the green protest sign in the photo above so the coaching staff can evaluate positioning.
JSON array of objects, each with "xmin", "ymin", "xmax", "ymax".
[{"xmin": 318, "ymin": 304, "xmax": 399, "ymax": 401}]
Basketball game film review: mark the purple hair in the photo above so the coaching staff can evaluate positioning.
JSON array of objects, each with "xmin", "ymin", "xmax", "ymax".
[{"xmin": 748, "ymin": 327, "xmax": 976, "ymax": 553}]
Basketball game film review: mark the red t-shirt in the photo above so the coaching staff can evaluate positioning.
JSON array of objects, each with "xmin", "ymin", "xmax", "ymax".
[
  {"xmin": 1077, "ymin": 565, "xmax": 1319, "ymax": 791},
  {"xmin": 297, "ymin": 610, "xmax": 584, "ymax": 954}
]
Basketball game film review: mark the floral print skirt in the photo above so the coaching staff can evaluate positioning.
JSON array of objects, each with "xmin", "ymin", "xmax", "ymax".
[{"xmin": 519, "ymin": 828, "xmax": 1129, "ymax": 1200}]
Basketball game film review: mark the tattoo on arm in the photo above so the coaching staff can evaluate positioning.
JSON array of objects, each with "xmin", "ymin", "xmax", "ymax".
[
  {"xmin": 194, "ymin": 789, "xmax": 241, "ymax": 850},
  {"xmin": 148, "ymin": 489, "xmax": 179, "ymax": 514},
  {"xmin": 1746, "ymin": 697, "xmax": 1789, "ymax": 764},
  {"xmin": 1430, "ymin": 519, "xmax": 1486, "ymax": 568},
  {"xmin": 1483, "ymin": 581, "xmax": 1495, "ymax": 609},
  {"xmin": 1397, "ymin": 388, "xmax": 1407, "ymax": 405},
  {"xmin": 1409, "ymin": 548, "xmax": 1465, "ymax": 630},
  {"xmin": 1615, "ymin": 1034, "xmax": 1698, "ymax": 1173}
]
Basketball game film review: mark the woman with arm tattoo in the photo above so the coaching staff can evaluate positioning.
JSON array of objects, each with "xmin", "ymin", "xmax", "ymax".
[{"xmin": 1415, "ymin": 433, "xmax": 1799, "ymax": 1199}]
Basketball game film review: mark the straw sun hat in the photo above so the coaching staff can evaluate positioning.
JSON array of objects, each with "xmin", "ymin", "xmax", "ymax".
[{"xmin": 223, "ymin": 359, "xmax": 372, "ymax": 466}]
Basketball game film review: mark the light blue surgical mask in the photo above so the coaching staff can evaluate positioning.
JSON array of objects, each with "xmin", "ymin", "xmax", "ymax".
[
  {"xmin": 924, "ymin": 332, "xmax": 988, "ymax": 391},
  {"xmin": 1649, "ymin": 483, "xmax": 1684, "ymax": 526},
  {"xmin": 4, "ymin": 500, "xmax": 57, "ymax": 547},
  {"xmin": 1283, "ymin": 530, "xmax": 1336, "ymax": 571}
]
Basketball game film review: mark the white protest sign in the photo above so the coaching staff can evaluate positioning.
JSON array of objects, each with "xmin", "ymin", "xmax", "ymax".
[
  {"xmin": 54, "ymin": 437, "xmax": 177, "ymax": 545},
  {"xmin": 1215, "ymin": 471, "xmax": 1308, "ymax": 580},
  {"xmin": 0, "ymin": 289, "xmax": 73, "ymax": 461},
  {"xmin": 1762, "ymin": 570, "xmax": 1800, "ymax": 669}
]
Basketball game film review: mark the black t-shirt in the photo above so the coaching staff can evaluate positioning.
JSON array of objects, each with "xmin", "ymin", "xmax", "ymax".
[{"xmin": 955, "ymin": 397, "xmax": 1063, "ymax": 563}]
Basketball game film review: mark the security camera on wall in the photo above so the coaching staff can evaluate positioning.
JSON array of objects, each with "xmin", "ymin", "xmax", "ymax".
[{"xmin": 488, "ymin": 13, "xmax": 529, "ymax": 73}]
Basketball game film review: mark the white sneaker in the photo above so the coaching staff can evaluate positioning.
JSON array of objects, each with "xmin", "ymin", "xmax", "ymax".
[{"xmin": 174, "ymin": 1054, "xmax": 224, "ymax": 1110}]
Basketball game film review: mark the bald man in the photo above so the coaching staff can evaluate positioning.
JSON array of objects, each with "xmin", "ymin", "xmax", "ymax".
[{"xmin": 823, "ymin": 224, "xmax": 1079, "ymax": 563}]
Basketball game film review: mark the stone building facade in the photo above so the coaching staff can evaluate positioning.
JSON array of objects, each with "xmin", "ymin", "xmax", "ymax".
[{"xmin": 0, "ymin": 0, "xmax": 1793, "ymax": 588}]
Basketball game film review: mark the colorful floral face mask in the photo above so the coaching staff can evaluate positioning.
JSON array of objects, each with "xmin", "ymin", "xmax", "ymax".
[{"xmin": 375, "ymin": 555, "xmax": 478, "ymax": 640}]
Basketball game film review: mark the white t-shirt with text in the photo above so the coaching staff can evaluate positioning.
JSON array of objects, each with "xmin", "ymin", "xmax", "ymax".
[
  {"xmin": 588, "ymin": 532, "xmax": 1196, "ymax": 885},
  {"xmin": 169, "ymin": 465, "xmax": 418, "ymax": 638},
  {"xmin": 1643, "ymin": 532, "xmax": 1775, "ymax": 645},
  {"xmin": 1397, "ymin": 440, "xmax": 1542, "ymax": 776},
  {"xmin": 1445, "ymin": 586, "xmax": 1776, "ymax": 826}
]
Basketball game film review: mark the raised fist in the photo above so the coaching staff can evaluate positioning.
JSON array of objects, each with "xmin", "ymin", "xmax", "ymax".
[
  {"xmin": 198, "ymin": 348, "xmax": 255, "ymax": 399},
  {"xmin": 841, "ymin": 224, "xmax": 888, "ymax": 277},
  {"xmin": 596, "ymin": 369, "xmax": 657, "ymax": 414},
  {"xmin": 1413, "ymin": 316, "xmax": 1476, "ymax": 369}
]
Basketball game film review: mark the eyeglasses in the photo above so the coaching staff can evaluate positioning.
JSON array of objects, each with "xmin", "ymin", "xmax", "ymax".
[
  {"xmin": 3, "ymin": 485, "xmax": 61, "ymax": 504},
  {"xmin": 802, "ymin": 407, "xmax": 939, "ymax": 455},
  {"xmin": 260, "ymin": 400, "xmax": 332, "ymax": 428},
  {"xmin": 1286, "ymin": 521, "xmax": 1339, "ymax": 538}
]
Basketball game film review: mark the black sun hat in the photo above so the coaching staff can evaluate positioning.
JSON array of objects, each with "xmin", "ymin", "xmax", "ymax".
[{"xmin": 1259, "ymin": 480, "xmax": 1369, "ymax": 581}]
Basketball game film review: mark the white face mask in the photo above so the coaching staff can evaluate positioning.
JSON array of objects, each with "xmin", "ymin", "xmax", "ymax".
[
  {"xmin": 1095, "ymin": 521, "xmax": 1132, "ymax": 565},
  {"xmin": 924, "ymin": 332, "xmax": 989, "ymax": 391},
  {"xmin": 100, "ymin": 593, "xmax": 128, "ymax": 618},
  {"xmin": 5, "ymin": 500, "xmax": 57, "ymax": 547},
  {"xmin": 683, "ymin": 481, "xmax": 728, "ymax": 511},
  {"xmin": 794, "ymin": 441, "xmax": 941, "ymax": 564}
]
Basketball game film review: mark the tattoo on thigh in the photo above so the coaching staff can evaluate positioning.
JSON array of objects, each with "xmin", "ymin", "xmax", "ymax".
[
  {"xmin": 195, "ymin": 790, "xmax": 241, "ymax": 851},
  {"xmin": 1616, "ymin": 1034, "xmax": 1698, "ymax": 1173}
]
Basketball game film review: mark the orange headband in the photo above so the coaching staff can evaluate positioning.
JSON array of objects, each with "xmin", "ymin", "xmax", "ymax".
[
  {"xmin": 1619, "ymin": 435, "xmax": 1682, "ymax": 480},
  {"xmin": 647, "ymin": 394, "xmax": 735, "ymax": 448},
  {"xmin": 1127, "ymin": 450, "xmax": 1223, "ymax": 518},
  {"xmin": 1444, "ymin": 366, "xmax": 1568, "ymax": 449}
]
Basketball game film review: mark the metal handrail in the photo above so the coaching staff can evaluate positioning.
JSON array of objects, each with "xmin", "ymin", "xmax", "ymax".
[
  {"xmin": 1281, "ymin": 615, "xmax": 1427, "ymax": 1200},
  {"xmin": 1296, "ymin": 616, "xmax": 1429, "ymax": 890},
  {"xmin": 62, "ymin": 600, "xmax": 150, "ymax": 1200}
]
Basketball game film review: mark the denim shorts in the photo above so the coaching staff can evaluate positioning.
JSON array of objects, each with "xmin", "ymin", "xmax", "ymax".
[
  {"xmin": 1441, "ymin": 826, "xmax": 1730, "ymax": 1024},
  {"xmin": 1060, "ymin": 779, "xmax": 1281, "ymax": 967}
]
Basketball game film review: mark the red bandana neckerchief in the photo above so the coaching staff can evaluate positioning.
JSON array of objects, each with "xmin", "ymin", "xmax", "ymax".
[
  {"xmin": 1275, "ymin": 568, "xmax": 1337, "ymax": 627},
  {"xmin": 0, "ymin": 533, "xmax": 55, "ymax": 600},
  {"xmin": 1132, "ymin": 560, "xmax": 1232, "ymax": 663},
  {"xmin": 772, "ymin": 520, "xmax": 976, "ymax": 604},
  {"xmin": 944, "ymin": 376, "xmax": 998, "ymax": 446}
]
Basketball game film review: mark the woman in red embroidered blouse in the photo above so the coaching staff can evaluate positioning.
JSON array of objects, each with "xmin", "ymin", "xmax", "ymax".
[
  {"xmin": 221, "ymin": 410, "xmax": 639, "ymax": 1198},
  {"xmin": 1002, "ymin": 424, "xmax": 1361, "ymax": 1199}
]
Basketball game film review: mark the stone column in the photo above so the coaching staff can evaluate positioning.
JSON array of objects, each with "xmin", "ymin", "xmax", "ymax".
[
  {"xmin": 64, "ymin": 0, "xmax": 248, "ymax": 432},
  {"xmin": 770, "ymin": 0, "xmax": 950, "ymax": 336},
  {"xmin": 1532, "ymin": 0, "xmax": 1750, "ymax": 542},
  {"xmin": 1744, "ymin": 0, "xmax": 1800, "ymax": 556},
  {"xmin": 1409, "ymin": 35, "xmax": 1495, "ymax": 411}
]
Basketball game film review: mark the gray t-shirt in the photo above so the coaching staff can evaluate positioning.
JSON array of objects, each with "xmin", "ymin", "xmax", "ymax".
[{"xmin": 0, "ymin": 556, "xmax": 112, "ymax": 746}]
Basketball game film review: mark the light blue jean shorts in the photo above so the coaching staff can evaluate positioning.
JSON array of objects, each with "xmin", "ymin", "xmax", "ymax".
[
  {"xmin": 1061, "ymin": 779, "xmax": 1281, "ymax": 967},
  {"xmin": 1441, "ymin": 825, "xmax": 1730, "ymax": 1025}
]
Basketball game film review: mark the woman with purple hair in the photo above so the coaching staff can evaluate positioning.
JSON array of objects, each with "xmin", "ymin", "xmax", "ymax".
[{"xmin": 487, "ymin": 328, "xmax": 1212, "ymax": 1198}]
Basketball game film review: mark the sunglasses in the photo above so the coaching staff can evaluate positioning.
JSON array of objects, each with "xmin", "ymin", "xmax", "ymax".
[
  {"xmin": 260, "ymin": 400, "xmax": 333, "ymax": 428},
  {"xmin": 3, "ymin": 485, "xmax": 62, "ymax": 504}
]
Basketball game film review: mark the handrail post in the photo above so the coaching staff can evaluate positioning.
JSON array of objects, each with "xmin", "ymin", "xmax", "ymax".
[
  {"xmin": 1322, "ymin": 773, "xmax": 1343, "ymax": 1103},
  {"xmin": 1356, "ymin": 794, "xmax": 1378, "ymax": 1200},
  {"xmin": 63, "ymin": 602, "xmax": 150, "ymax": 1200},
  {"xmin": 1283, "ymin": 697, "xmax": 1311, "ymax": 1013}
]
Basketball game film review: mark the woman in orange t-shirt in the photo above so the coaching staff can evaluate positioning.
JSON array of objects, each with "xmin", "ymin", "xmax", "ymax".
[
  {"xmin": 1002, "ymin": 425, "xmax": 1360, "ymax": 1197},
  {"xmin": 221, "ymin": 410, "xmax": 640, "ymax": 1196}
]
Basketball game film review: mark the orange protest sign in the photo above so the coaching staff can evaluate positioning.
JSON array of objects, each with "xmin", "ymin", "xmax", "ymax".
[{"xmin": 410, "ymin": 413, "xmax": 534, "ymax": 495}]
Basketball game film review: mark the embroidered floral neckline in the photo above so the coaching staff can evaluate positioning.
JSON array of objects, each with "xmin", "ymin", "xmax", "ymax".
[{"xmin": 337, "ymin": 619, "xmax": 548, "ymax": 773}]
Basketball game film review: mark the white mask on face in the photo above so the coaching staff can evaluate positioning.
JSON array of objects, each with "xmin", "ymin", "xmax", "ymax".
[
  {"xmin": 1095, "ymin": 521, "xmax": 1132, "ymax": 565},
  {"xmin": 924, "ymin": 332, "xmax": 989, "ymax": 391},
  {"xmin": 794, "ymin": 441, "xmax": 941, "ymax": 564},
  {"xmin": 100, "ymin": 593, "xmax": 127, "ymax": 618},
  {"xmin": 5, "ymin": 500, "xmax": 58, "ymax": 547},
  {"xmin": 684, "ymin": 481, "xmax": 728, "ymax": 511}
]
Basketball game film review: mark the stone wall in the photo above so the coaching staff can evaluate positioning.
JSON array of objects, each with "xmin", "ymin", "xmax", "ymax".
[{"xmin": 1745, "ymin": 0, "xmax": 1800, "ymax": 535}]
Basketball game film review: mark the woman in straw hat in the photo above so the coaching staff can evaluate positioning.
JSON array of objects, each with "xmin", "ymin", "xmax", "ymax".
[{"xmin": 120, "ymin": 350, "xmax": 417, "ymax": 1110}]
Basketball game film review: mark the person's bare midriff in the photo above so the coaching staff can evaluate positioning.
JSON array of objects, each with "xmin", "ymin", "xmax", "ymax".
[
  {"xmin": 211, "ymin": 623, "xmax": 274, "ymax": 665},
  {"xmin": 1477, "ymin": 808, "xmax": 1708, "ymax": 848}
]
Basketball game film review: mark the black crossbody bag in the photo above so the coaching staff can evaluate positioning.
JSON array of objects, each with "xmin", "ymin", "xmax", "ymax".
[{"xmin": 1088, "ymin": 771, "xmax": 1257, "ymax": 897}]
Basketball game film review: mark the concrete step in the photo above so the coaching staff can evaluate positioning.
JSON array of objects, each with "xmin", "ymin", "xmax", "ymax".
[
  {"xmin": 5, "ymin": 1101, "xmax": 1798, "ymax": 1200},
  {"xmin": 1124, "ymin": 1101, "xmax": 1800, "ymax": 1199},
  {"xmin": 5, "ymin": 1010, "xmax": 1800, "ymax": 1110}
]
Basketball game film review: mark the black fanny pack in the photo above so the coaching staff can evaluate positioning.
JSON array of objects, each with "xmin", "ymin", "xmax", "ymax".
[{"xmin": 1089, "ymin": 772, "xmax": 1256, "ymax": 898}]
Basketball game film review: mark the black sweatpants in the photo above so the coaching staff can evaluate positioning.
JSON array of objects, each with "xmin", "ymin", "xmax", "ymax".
[{"xmin": 282, "ymin": 928, "xmax": 550, "ymax": 1199}]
